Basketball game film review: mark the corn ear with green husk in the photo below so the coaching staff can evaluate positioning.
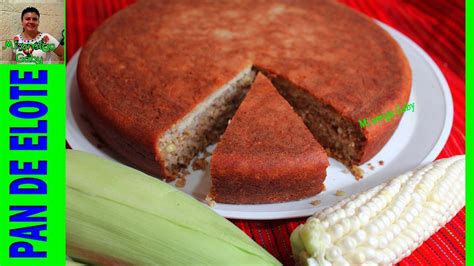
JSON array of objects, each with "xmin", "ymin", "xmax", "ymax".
[
  {"xmin": 67, "ymin": 150, "xmax": 281, "ymax": 265},
  {"xmin": 291, "ymin": 155, "xmax": 465, "ymax": 265}
]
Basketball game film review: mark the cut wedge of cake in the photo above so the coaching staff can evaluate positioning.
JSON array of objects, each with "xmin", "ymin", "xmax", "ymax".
[{"xmin": 210, "ymin": 74, "xmax": 329, "ymax": 204}]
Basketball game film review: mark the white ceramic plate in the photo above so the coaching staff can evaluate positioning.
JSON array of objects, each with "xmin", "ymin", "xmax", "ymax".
[{"xmin": 66, "ymin": 21, "xmax": 453, "ymax": 220}]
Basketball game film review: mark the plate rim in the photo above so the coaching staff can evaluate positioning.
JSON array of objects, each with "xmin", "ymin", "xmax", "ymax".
[{"xmin": 377, "ymin": 21, "xmax": 454, "ymax": 168}]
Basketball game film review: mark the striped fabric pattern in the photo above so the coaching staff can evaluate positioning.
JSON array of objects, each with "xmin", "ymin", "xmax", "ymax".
[{"xmin": 66, "ymin": 1, "xmax": 465, "ymax": 265}]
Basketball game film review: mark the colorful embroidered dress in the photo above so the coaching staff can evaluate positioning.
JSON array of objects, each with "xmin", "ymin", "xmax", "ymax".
[{"xmin": 13, "ymin": 32, "xmax": 60, "ymax": 64}]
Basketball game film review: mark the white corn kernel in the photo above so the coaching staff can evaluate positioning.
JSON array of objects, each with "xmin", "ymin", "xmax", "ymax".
[
  {"xmin": 353, "ymin": 230, "xmax": 366, "ymax": 242},
  {"xmin": 327, "ymin": 246, "xmax": 342, "ymax": 261},
  {"xmin": 341, "ymin": 237, "xmax": 356, "ymax": 250}
]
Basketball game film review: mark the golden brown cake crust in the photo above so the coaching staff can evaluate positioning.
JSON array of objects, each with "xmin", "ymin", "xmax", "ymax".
[
  {"xmin": 211, "ymin": 74, "xmax": 328, "ymax": 204},
  {"xmin": 78, "ymin": 0, "xmax": 411, "ymax": 178}
]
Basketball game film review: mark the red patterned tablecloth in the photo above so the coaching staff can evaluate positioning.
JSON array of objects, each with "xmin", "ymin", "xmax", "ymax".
[{"xmin": 66, "ymin": 1, "xmax": 465, "ymax": 265}]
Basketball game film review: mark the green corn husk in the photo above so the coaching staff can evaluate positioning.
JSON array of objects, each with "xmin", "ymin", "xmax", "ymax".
[
  {"xmin": 67, "ymin": 150, "xmax": 280, "ymax": 265},
  {"xmin": 66, "ymin": 260, "xmax": 85, "ymax": 266}
]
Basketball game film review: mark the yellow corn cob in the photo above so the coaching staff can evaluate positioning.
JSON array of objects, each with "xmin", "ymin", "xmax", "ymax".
[
  {"xmin": 67, "ymin": 150, "xmax": 280, "ymax": 265},
  {"xmin": 290, "ymin": 155, "xmax": 465, "ymax": 266}
]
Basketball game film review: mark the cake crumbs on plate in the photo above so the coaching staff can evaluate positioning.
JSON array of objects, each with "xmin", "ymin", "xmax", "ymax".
[
  {"xmin": 175, "ymin": 177, "xmax": 186, "ymax": 188},
  {"xmin": 205, "ymin": 195, "xmax": 216, "ymax": 207},
  {"xmin": 368, "ymin": 163, "xmax": 375, "ymax": 171},
  {"xmin": 310, "ymin": 200, "xmax": 321, "ymax": 206},
  {"xmin": 350, "ymin": 165, "xmax": 364, "ymax": 180},
  {"xmin": 170, "ymin": 169, "xmax": 189, "ymax": 183},
  {"xmin": 166, "ymin": 176, "xmax": 176, "ymax": 182},
  {"xmin": 379, "ymin": 160, "xmax": 385, "ymax": 166},
  {"xmin": 192, "ymin": 157, "xmax": 208, "ymax": 171},
  {"xmin": 334, "ymin": 190, "xmax": 346, "ymax": 196},
  {"xmin": 203, "ymin": 150, "xmax": 212, "ymax": 158}
]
